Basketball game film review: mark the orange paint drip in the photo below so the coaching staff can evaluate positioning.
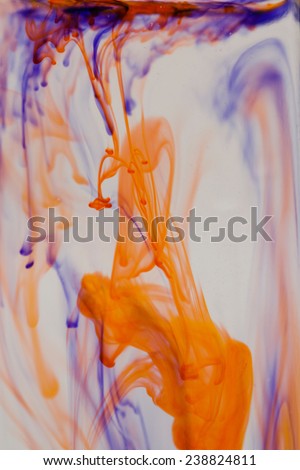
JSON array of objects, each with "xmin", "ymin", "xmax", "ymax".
[
  {"xmin": 78, "ymin": 274, "xmax": 252, "ymax": 449},
  {"xmin": 79, "ymin": 117, "xmax": 253, "ymax": 449}
]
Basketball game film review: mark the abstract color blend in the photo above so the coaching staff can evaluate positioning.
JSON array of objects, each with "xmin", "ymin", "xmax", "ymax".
[{"xmin": 0, "ymin": 0, "xmax": 299, "ymax": 450}]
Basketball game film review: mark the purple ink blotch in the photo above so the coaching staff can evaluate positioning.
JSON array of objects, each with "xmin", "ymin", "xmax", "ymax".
[{"xmin": 20, "ymin": 243, "xmax": 33, "ymax": 256}]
